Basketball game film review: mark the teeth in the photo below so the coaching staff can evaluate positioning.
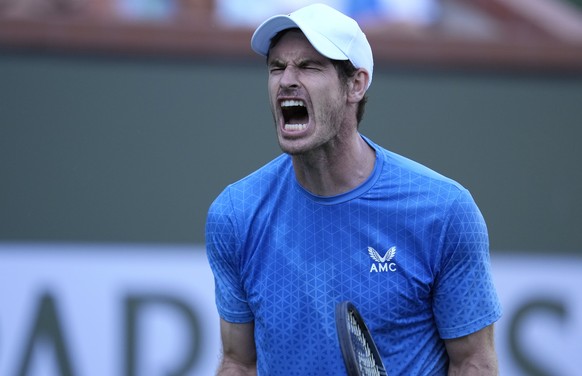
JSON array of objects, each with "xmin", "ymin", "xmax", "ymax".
[
  {"xmin": 281, "ymin": 99, "xmax": 307, "ymax": 131},
  {"xmin": 284, "ymin": 123, "xmax": 307, "ymax": 131},
  {"xmin": 281, "ymin": 99, "xmax": 305, "ymax": 108}
]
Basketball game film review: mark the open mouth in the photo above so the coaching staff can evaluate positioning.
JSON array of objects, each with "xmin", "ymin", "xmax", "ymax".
[{"xmin": 281, "ymin": 100, "xmax": 308, "ymax": 131}]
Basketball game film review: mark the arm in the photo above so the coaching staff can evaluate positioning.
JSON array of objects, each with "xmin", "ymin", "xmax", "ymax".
[
  {"xmin": 444, "ymin": 324, "xmax": 498, "ymax": 376},
  {"xmin": 217, "ymin": 319, "xmax": 257, "ymax": 376}
]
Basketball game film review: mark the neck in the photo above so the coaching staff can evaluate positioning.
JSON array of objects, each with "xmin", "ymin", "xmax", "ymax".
[{"xmin": 292, "ymin": 133, "xmax": 375, "ymax": 197}]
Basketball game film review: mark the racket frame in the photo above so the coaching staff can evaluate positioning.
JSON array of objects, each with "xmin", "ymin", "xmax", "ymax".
[{"xmin": 335, "ymin": 301, "xmax": 388, "ymax": 376}]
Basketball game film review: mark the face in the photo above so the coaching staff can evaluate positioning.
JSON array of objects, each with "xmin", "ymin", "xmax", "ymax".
[{"xmin": 267, "ymin": 30, "xmax": 350, "ymax": 156}]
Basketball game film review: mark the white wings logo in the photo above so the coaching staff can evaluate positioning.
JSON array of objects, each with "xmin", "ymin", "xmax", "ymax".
[
  {"xmin": 368, "ymin": 246, "xmax": 396, "ymax": 263},
  {"xmin": 368, "ymin": 246, "xmax": 397, "ymax": 273}
]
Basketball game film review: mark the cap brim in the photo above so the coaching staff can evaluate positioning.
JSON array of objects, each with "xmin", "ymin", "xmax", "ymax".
[
  {"xmin": 251, "ymin": 15, "xmax": 348, "ymax": 61},
  {"xmin": 251, "ymin": 15, "xmax": 298, "ymax": 56}
]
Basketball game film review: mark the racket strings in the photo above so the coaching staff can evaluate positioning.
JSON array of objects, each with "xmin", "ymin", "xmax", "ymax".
[{"xmin": 348, "ymin": 313, "xmax": 382, "ymax": 376}]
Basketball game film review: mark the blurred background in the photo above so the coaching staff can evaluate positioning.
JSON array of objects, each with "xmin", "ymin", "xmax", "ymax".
[{"xmin": 1, "ymin": 0, "xmax": 581, "ymax": 375}]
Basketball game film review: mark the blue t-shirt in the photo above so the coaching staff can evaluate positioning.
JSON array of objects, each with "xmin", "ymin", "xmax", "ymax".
[{"xmin": 206, "ymin": 136, "xmax": 502, "ymax": 375}]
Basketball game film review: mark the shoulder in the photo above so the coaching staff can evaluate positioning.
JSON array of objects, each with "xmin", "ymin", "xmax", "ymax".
[
  {"xmin": 231, "ymin": 153, "xmax": 292, "ymax": 191},
  {"xmin": 365, "ymin": 136, "xmax": 485, "ymax": 242},
  {"xmin": 206, "ymin": 153, "xmax": 293, "ymax": 259},
  {"xmin": 365, "ymin": 136, "xmax": 468, "ymax": 203},
  {"xmin": 208, "ymin": 153, "xmax": 293, "ymax": 219},
  {"xmin": 221, "ymin": 153, "xmax": 292, "ymax": 201}
]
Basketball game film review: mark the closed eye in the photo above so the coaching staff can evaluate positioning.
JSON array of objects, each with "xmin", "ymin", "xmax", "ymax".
[
  {"xmin": 298, "ymin": 60, "xmax": 324, "ymax": 71},
  {"xmin": 268, "ymin": 60, "xmax": 286, "ymax": 73},
  {"xmin": 268, "ymin": 59, "xmax": 327, "ymax": 76}
]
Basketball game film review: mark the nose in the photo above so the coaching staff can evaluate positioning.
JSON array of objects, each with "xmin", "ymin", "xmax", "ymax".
[{"xmin": 279, "ymin": 66, "xmax": 300, "ymax": 89}]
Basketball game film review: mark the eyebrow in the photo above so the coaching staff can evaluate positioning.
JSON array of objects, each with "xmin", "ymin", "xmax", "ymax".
[
  {"xmin": 297, "ymin": 58, "xmax": 326, "ymax": 68},
  {"xmin": 268, "ymin": 59, "xmax": 286, "ymax": 68},
  {"xmin": 268, "ymin": 57, "xmax": 326, "ymax": 68}
]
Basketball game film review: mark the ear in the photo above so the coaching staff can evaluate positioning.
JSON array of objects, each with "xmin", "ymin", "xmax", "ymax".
[{"xmin": 347, "ymin": 69, "xmax": 369, "ymax": 104}]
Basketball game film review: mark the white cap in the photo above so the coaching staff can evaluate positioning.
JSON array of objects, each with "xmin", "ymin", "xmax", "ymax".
[{"xmin": 251, "ymin": 3, "xmax": 374, "ymax": 89}]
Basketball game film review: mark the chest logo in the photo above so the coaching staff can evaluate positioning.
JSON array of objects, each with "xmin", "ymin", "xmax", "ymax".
[{"xmin": 368, "ymin": 246, "xmax": 397, "ymax": 273}]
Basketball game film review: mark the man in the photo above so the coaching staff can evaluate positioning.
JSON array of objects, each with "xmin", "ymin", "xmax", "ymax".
[{"xmin": 206, "ymin": 3, "xmax": 502, "ymax": 375}]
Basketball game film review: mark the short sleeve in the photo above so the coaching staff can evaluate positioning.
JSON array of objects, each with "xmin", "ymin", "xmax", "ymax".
[
  {"xmin": 433, "ymin": 189, "xmax": 502, "ymax": 339},
  {"xmin": 205, "ymin": 188, "xmax": 254, "ymax": 323}
]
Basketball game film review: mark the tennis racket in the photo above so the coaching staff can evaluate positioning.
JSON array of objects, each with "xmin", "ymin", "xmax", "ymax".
[{"xmin": 335, "ymin": 301, "xmax": 388, "ymax": 376}]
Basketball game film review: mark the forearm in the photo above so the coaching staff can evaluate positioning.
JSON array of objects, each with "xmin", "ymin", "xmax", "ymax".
[
  {"xmin": 217, "ymin": 319, "xmax": 257, "ymax": 376},
  {"xmin": 217, "ymin": 356, "xmax": 257, "ymax": 376},
  {"xmin": 445, "ymin": 325, "xmax": 498, "ymax": 376},
  {"xmin": 448, "ymin": 353, "xmax": 498, "ymax": 376}
]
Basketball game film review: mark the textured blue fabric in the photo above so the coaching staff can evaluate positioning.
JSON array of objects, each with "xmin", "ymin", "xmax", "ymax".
[{"xmin": 206, "ymin": 135, "xmax": 502, "ymax": 375}]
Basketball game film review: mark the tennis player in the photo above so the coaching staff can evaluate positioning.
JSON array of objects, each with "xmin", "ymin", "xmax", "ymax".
[{"xmin": 206, "ymin": 3, "xmax": 502, "ymax": 375}]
